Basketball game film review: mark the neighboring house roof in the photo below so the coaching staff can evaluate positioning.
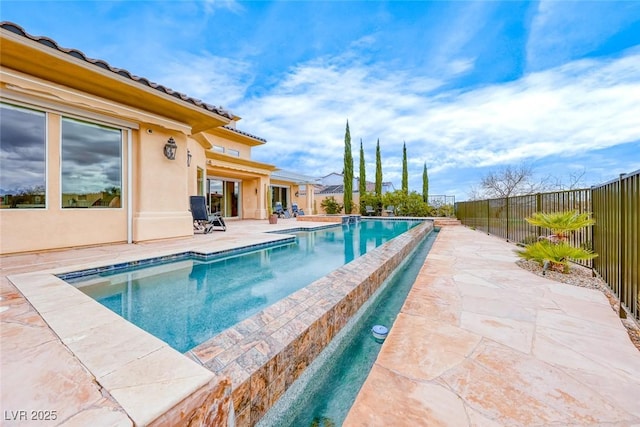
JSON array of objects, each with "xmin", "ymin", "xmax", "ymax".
[
  {"xmin": 316, "ymin": 182, "xmax": 396, "ymax": 195},
  {"xmin": 316, "ymin": 173, "xmax": 396, "ymax": 194},
  {"xmin": 320, "ymin": 172, "xmax": 344, "ymax": 179},
  {"xmin": 317, "ymin": 185, "xmax": 345, "ymax": 195},
  {"xmin": 271, "ymin": 169, "xmax": 318, "ymax": 184},
  {"xmin": 0, "ymin": 21, "xmax": 235, "ymax": 120}
]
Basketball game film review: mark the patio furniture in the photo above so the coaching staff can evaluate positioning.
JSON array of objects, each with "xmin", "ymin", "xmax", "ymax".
[
  {"xmin": 190, "ymin": 196, "xmax": 213, "ymax": 234},
  {"xmin": 208, "ymin": 211, "xmax": 227, "ymax": 231}
]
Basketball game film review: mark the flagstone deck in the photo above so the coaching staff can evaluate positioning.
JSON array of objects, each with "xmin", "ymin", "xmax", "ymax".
[
  {"xmin": 0, "ymin": 218, "xmax": 328, "ymax": 426},
  {"xmin": 2, "ymin": 221, "xmax": 639, "ymax": 426},
  {"xmin": 344, "ymin": 226, "xmax": 640, "ymax": 426}
]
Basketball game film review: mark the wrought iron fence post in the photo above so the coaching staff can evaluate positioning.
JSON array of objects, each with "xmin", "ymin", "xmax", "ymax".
[
  {"xmin": 618, "ymin": 173, "xmax": 625, "ymax": 317},
  {"xmin": 486, "ymin": 199, "xmax": 490, "ymax": 235},
  {"xmin": 535, "ymin": 192, "xmax": 542, "ymax": 238},
  {"xmin": 506, "ymin": 196, "xmax": 510, "ymax": 242}
]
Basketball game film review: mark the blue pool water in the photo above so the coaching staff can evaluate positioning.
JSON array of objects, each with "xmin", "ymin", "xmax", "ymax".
[
  {"xmin": 71, "ymin": 220, "xmax": 421, "ymax": 352},
  {"xmin": 260, "ymin": 228, "xmax": 439, "ymax": 427}
]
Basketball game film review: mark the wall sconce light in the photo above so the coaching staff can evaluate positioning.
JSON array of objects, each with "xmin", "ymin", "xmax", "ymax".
[
  {"xmin": 255, "ymin": 188, "xmax": 258, "ymax": 195},
  {"xmin": 187, "ymin": 149, "xmax": 192, "ymax": 167},
  {"xmin": 295, "ymin": 191, "xmax": 299, "ymax": 197},
  {"xmin": 164, "ymin": 137, "xmax": 177, "ymax": 160}
]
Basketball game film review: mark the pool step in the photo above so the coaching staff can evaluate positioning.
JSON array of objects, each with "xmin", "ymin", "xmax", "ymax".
[{"xmin": 433, "ymin": 218, "xmax": 461, "ymax": 227}]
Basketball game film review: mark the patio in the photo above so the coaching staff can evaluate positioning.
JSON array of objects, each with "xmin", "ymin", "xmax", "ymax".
[
  {"xmin": 2, "ymin": 220, "xmax": 639, "ymax": 426},
  {"xmin": 345, "ymin": 225, "xmax": 640, "ymax": 426}
]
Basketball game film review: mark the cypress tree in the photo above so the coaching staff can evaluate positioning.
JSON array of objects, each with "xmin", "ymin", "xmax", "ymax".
[
  {"xmin": 343, "ymin": 121, "xmax": 353, "ymax": 214},
  {"xmin": 375, "ymin": 139, "xmax": 382, "ymax": 196},
  {"xmin": 402, "ymin": 141, "xmax": 408, "ymax": 194},
  {"xmin": 359, "ymin": 139, "xmax": 366, "ymax": 196},
  {"xmin": 422, "ymin": 163, "xmax": 429, "ymax": 203}
]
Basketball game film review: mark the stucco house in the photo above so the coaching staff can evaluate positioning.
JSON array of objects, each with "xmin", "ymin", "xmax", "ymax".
[{"xmin": 0, "ymin": 22, "xmax": 315, "ymax": 254}]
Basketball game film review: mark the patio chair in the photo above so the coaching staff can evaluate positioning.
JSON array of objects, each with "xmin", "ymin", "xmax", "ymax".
[
  {"xmin": 291, "ymin": 203, "xmax": 300, "ymax": 217},
  {"xmin": 274, "ymin": 202, "xmax": 286, "ymax": 218},
  {"xmin": 365, "ymin": 205, "xmax": 375, "ymax": 216},
  {"xmin": 208, "ymin": 211, "xmax": 227, "ymax": 231},
  {"xmin": 190, "ymin": 196, "xmax": 213, "ymax": 234},
  {"xmin": 385, "ymin": 205, "xmax": 395, "ymax": 217}
]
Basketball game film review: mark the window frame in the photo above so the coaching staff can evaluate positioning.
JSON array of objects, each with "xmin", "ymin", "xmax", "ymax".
[
  {"xmin": 59, "ymin": 114, "xmax": 126, "ymax": 210},
  {"xmin": 0, "ymin": 101, "xmax": 49, "ymax": 210}
]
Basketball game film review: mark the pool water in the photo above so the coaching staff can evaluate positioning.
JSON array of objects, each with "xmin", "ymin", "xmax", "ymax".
[
  {"xmin": 259, "ymin": 228, "xmax": 439, "ymax": 427},
  {"xmin": 72, "ymin": 220, "xmax": 421, "ymax": 352}
]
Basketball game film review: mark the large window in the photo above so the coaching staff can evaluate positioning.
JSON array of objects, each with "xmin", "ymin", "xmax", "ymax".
[
  {"xmin": 0, "ymin": 103, "xmax": 47, "ymax": 209},
  {"xmin": 61, "ymin": 117, "xmax": 122, "ymax": 208}
]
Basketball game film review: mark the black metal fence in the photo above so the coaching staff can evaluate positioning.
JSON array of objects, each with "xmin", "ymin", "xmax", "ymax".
[{"xmin": 455, "ymin": 170, "xmax": 639, "ymax": 321}]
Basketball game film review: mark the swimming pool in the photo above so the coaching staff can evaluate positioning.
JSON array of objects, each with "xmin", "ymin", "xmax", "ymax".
[
  {"xmin": 260, "ymin": 228, "xmax": 439, "ymax": 426},
  {"xmin": 69, "ymin": 219, "xmax": 422, "ymax": 352}
]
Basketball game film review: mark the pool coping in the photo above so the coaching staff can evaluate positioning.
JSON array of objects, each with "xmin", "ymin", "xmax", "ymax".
[
  {"xmin": 5, "ymin": 219, "xmax": 427, "ymax": 425},
  {"xmin": 5, "ymin": 223, "xmax": 331, "ymax": 426},
  {"xmin": 187, "ymin": 220, "xmax": 433, "ymax": 425}
]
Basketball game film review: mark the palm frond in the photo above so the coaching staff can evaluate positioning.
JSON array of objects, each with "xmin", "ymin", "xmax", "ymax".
[
  {"xmin": 525, "ymin": 211, "xmax": 595, "ymax": 236},
  {"xmin": 516, "ymin": 240, "xmax": 597, "ymax": 273}
]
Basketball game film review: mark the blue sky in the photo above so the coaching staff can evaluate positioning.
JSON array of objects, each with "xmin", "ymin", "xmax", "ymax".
[{"xmin": 2, "ymin": 1, "xmax": 639, "ymax": 200}]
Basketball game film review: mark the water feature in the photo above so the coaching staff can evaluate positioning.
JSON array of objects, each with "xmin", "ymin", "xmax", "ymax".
[{"xmin": 258, "ymin": 228, "xmax": 439, "ymax": 426}]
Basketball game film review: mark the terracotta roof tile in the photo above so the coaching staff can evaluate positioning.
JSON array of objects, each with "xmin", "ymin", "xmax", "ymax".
[
  {"xmin": 1, "ymin": 21, "xmax": 236, "ymax": 120},
  {"xmin": 221, "ymin": 125, "xmax": 266, "ymax": 143}
]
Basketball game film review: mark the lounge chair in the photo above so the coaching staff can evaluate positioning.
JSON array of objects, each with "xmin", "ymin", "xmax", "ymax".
[
  {"xmin": 274, "ymin": 202, "xmax": 286, "ymax": 218},
  {"xmin": 190, "ymin": 196, "xmax": 213, "ymax": 234},
  {"xmin": 365, "ymin": 205, "xmax": 375, "ymax": 216},
  {"xmin": 291, "ymin": 203, "xmax": 300, "ymax": 217},
  {"xmin": 385, "ymin": 205, "xmax": 395, "ymax": 217},
  {"xmin": 208, "ymin": 211, "xmax": 227, "ymax": 231}
]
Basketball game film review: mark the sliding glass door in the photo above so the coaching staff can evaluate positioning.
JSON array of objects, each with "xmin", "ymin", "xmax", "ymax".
[{"xmin": 208, "ymin": 179, "xmax": 240, "ymax": 218}]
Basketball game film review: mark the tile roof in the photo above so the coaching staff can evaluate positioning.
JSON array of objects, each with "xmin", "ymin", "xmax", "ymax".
[
  {"xmin": 221, "ymin": 125, "xmax": 266, "ymax": 143},
  {"xmin": 318, "ymin": 185, "xmax": 346, "ymax": 194},
  {"xmin": 0, "ymin": 21, "xmax": 236, "ymax": 120}
]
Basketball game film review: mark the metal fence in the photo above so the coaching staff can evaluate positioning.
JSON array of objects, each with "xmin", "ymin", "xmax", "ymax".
[
  {"xmin": 455, "ymin": 169, "xmax": 639, "ymax": 321},
  {"xmin": 591, "ymin": 171, "xmax": 639, "ymax": 321}
]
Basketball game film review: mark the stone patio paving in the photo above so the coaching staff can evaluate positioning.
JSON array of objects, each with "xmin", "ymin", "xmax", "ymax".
[
  {"xmin": 2, "ymin": 220, "xmax": 639, "ymax": 426},
  {"xmin": 0, "ymin": 218, "xmax": 326, "ymax": 426},
  {"xmin": 344, "ymin": 225, "xmax": 640, "ymax": 426}
]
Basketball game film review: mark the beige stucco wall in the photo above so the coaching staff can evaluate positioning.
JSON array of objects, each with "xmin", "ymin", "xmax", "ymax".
[
  {"xmin": 0, "ymin": 69, "xmax": 200, "ymax": 253},
  {"xmin": 0, "ymin": 112, "xmax": 128, "ymax": 254},
  {"xmin": 0, "ymin": 58, "xmax": 314, "ymax": 253},
  {"xmin": 206, "ymin": 134, "xmax": 251, "ymax": 158},
  {"xmin": 132, "ymin": 126, "xmax": 194, "ymax": 242},
  {"xmin": 315, "ymin": 193, "xmax": 362, "ymax": 214}
]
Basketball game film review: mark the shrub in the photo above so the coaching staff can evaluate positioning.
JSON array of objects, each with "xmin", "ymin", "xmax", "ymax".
[
  {"xmin": 321, "ymin": 196, "xmax": 343, "ymax": 214},
  {"xmin": 380, "ymin": 190, "xmax": 431, "ymax": 217},
  {"xmin": 525, "ymin": 211, "xmax": 595, "ymax": 241},
  {"xmin": 360, "ymin": 192, "xmax": 381, "ymax": 215},
  {"xmin": 516, "ymin": 240, "xmax": 597, "ymax": 273},
  {"xmin": 518, "ymin": 210, "xmax": 598, "ymax": 273}
]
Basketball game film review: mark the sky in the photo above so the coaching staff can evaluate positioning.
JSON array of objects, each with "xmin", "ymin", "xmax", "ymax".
[{"xmin": 2, "ymin": 1, "xmax": 639, "ymax": 200}]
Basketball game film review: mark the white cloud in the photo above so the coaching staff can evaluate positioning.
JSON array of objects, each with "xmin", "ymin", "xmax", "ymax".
[
  {"xmin": 155, "ymin": 53, "xmax": 254, "ymax": 109},
  {"xmin": 236, "ymin": 48, "xmax": 640, "ymax": 195},
  {"xmin": 526, "ymin": 0, "xmax": 640, "ymax": 71},
  {"xmin": 203, "ymin": 0, "xmax": 244, "ymax": 15}
]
